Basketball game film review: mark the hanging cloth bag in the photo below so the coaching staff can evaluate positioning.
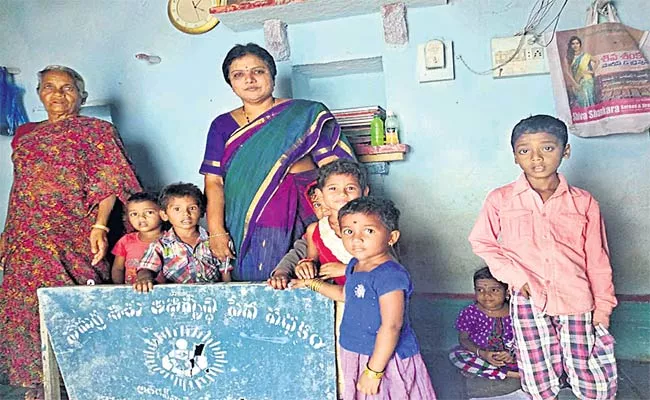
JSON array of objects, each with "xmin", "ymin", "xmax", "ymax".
[
  {"xmin": 546, "ymin": 2, "xmax": 650, "ymax": 137},
  {"xmin": 0, "ymin": 66, "xmax": 28, "ymax": 136}
]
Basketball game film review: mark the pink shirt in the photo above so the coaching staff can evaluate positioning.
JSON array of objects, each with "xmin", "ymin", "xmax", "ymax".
[
  {"xmin": 112, "ymin": 232, "xmax": 155, "ymax": 284},
  {"xmin": 468, "ymin": 174, "xmax": 616, "ymax": 323}
]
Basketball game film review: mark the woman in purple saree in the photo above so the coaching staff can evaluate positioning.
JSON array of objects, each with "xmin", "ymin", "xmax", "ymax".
[{"xmin": 200, "ymin": 43, "xmax": 353, "ymax": 282}]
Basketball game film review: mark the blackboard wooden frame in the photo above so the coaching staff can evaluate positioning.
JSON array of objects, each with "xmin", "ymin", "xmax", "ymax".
[{"xmin": 38, "ymin": 283, "xmax": 337, "ymax": 400}]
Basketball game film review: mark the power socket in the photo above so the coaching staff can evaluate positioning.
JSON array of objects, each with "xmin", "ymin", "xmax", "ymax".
[{"xmin": 491, "ymin": 35, "xmax": 549, "ymax": 78}]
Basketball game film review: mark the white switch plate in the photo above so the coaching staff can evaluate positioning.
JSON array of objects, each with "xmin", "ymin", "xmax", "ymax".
[
  {"xmin": 418, "ymin": 40, "xmax": 454, "ymax": 83},
  {"xmin": 491, "ymin": 35, "xmax": 549, "ymax": 78}
]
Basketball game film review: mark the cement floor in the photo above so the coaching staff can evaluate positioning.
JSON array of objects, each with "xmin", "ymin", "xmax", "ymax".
[{"xmin": 1, "ymin": 358, "xmax": 647, "ymax": 399}]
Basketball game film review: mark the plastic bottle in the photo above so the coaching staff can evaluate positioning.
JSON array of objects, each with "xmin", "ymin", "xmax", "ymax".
[
  {"xmin": 369, "ymin": 113, "xmax": 385, "ymax": 146},
  {"xmin": 384, "ymin": 111, "xmax": 400, "ymax": 145}
]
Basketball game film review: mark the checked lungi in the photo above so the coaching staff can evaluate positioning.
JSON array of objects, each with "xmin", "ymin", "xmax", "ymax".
[
  {"xmin": 511, "ymin": 292, "xmax": 617, "ymax": 400},
  {"xmin": 449, "ymin": 347, "xmax": 518, "ymax": 380}
]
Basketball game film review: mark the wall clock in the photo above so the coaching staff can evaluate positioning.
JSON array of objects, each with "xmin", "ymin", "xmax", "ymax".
[{"xmin": 168, "ymin": 0, "xmax": 220, "ymax": 34}]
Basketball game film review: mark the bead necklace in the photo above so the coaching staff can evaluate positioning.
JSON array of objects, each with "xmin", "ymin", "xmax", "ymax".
[{"xmin": 242, "ymin": 97, "xmax": 275, "ymax": 124}]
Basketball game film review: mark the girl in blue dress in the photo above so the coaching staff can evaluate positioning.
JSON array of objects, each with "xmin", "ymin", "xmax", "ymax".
[{"xmin": 293, "ymin": 197, "xmax": 436, "ymax": 399}]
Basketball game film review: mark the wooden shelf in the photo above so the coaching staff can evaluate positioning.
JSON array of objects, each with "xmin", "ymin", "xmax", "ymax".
[
  {"xmin": 354, "ymin": 143, "xmax": 408, "ymax": 155},
  {"xmin": 358, "ymin": 152, "xmax": 405, "ymax": 163},
  {"xmin": 212, "ymin": 0, "xmax": 447, "ymax": 32}
]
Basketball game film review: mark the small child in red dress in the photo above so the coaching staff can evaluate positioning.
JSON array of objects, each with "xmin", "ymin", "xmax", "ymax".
[
  {"xmin": 295, "ymin": 159, "xmax": 369, "ymax": 285},
  {"xmin": 111, "ymin": 192, "xmax": 163, "ymax": 284}
]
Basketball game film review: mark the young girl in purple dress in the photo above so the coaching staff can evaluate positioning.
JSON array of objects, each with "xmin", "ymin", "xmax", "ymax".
[{"xmin": 449, "ymin": 267, "xmax": 519, "ymax": 380}]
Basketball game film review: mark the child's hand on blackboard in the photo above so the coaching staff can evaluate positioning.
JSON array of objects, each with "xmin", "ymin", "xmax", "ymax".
[
  {"xmin": 268, "ymin": 272, "xmax": 290, "ymax": 290},
  {"xmin": 133, "ymin": 278, "xmax": 154, "ymax": 293},
  {"xmin": 289, "ymin": 279, "xmax": 309, "ymax": 289}
]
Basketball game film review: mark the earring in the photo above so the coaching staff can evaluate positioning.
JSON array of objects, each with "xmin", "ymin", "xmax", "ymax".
[{"xmin": 388, "ymin": 241, "xmax": 394, "ymax": 246}]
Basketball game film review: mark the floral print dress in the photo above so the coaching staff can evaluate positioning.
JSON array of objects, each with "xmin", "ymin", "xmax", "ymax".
[{"xmin": 0, "ymin": 116, "xmax": 141, "ymax": 386}]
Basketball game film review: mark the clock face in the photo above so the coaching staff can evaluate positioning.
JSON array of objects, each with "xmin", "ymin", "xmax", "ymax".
[{"xmin": 168, "ymin": 0, "xmax": 220, "ymax": 34}]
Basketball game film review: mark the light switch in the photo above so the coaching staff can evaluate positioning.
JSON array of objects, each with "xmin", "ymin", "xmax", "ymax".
[
  {"xmin": 424, "ymin": 40, "xmax": 445, "ymax": 69},
  {"xmin": 418, "ymin": 40, "xmax": 454, "ymax": 82}
]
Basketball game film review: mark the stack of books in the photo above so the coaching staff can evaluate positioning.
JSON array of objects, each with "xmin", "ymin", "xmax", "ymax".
[
  {"xmin": 331, "ymin": 105, "xmax": 408, "ymax": 163},
  {"xmin": 331, "ymin": 105, "xmax": 385, "ymax": 129}
]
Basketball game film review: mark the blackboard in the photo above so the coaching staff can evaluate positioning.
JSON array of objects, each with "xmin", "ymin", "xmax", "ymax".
[{"xmin": 37, "ymin": 283, "xmax": 336, "ymax": 400}]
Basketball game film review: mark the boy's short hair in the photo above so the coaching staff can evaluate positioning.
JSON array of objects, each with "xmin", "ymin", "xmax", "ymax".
[
  {"xmin": 317, "ymin": 159, "xmax": 368, "ymax": 190},
  {"xmin": 473, "ymin": 266, "xmax": 508, "ymax": 291},
  {"xmin": 123, "ymin": 192, "xmax": 161, "ymax": 230},
  {"xmin": 158, "ymin": 182, "xmax": 206, "ymax": 215},
  {"xmin": 511, "ymin": 114, "xmax": 568, "ymax": 149},
  {"xmin": 338, "ymin": 196, "xmax": 400, "ymax": 231},
  {"xmin": 126, "ymin": 191, "xmax": 159, "ymax": 205}
]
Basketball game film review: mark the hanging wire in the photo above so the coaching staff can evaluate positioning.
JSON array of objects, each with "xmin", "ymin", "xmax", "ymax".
[
  {"xmin": 457, "ymin": 0, "xmax": 569, "ymax": 75},
  {"xmin": 457, "ymin": 34, "xmax": 527, "ymax": 76},
  {"xmin": 536, "ymin": 0, "xmax": 570, "ymax": 46}
]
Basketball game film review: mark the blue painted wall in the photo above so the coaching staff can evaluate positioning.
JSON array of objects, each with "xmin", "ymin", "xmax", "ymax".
[{"xmin": 1, "ymin": 0, "xmax": 649, "ymax": 297}]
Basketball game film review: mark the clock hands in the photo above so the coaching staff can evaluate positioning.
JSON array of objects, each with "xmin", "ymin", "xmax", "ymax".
[
  {"xmin": 191, "ymin": 0, "xmax": 207, "ymax": 19},
  {"xmin": 190, "ymin": 0, "xmax": 201, "ymax": 20}
]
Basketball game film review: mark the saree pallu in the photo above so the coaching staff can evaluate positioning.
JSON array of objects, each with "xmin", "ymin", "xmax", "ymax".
[
  {"xmin": 222, "ymin": 99, "xmax": 354, "ymax": 281},
  {"xmin": 0, "ymin": 116, "xmax": 141, "ymax": 386}
]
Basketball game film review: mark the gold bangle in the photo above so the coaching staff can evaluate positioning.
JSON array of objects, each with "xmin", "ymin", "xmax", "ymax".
[
  {"xmin": 91, "ymin": 224, "xmax": 110, "ymax": 233},
  {"xmin": 309, "ymin": 278, "xmax": 324, "ymax": 292},
  {"xmin": 363, "ymin": 364, "xmax": 384, "ymax": 379}
]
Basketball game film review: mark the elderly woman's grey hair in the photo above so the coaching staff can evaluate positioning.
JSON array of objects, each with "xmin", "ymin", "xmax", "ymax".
[{"xmin": 37, "ymin": 65, "xmax": 88, "ymax": 105}]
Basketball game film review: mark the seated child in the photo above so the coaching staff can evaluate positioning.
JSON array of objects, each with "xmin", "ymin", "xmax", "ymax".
[
  {"xmin": 449, "ymin": 267, "xmax": 519, "ymax": 380},
  {"xmin": 111, "ymin": 192, "xmax": 163, "ymax": 284},
  {"xmin": 268, "ymin": 184, "xmax": 330, "ymax": 289},
  {"xmin": 469, "ymin": 115, "xmax": 617, "ymax": 400},
  {"xmin": 293, "ymin": 197, "xmax": 437, "ymax": 398},
  {"xmin": 134, "ymin": 182, "xmax": 231, "ymax": 293},
  {"xmin": 295, "ymin": 159, "xmax": 368, "ymax": 285}
]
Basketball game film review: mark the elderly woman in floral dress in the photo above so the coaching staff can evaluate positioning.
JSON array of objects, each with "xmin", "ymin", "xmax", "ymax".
[{"xmin": 0, "ymin": 65, "xmax": 141, "ymax": 399}]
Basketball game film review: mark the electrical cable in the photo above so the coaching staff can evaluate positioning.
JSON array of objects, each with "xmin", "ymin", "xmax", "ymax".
[
  {"xmin": 457, "ymin": 0, "xmax": 569, "ymax": 75},
  {"xmin": 536, "ymin": 0, "xmax": 570, "ymax": 47}
]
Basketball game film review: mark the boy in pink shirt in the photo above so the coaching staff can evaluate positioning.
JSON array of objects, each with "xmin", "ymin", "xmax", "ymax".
[{"xmin": 469, "ymin": 115, "xmax": 617, "ymax": 400}]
